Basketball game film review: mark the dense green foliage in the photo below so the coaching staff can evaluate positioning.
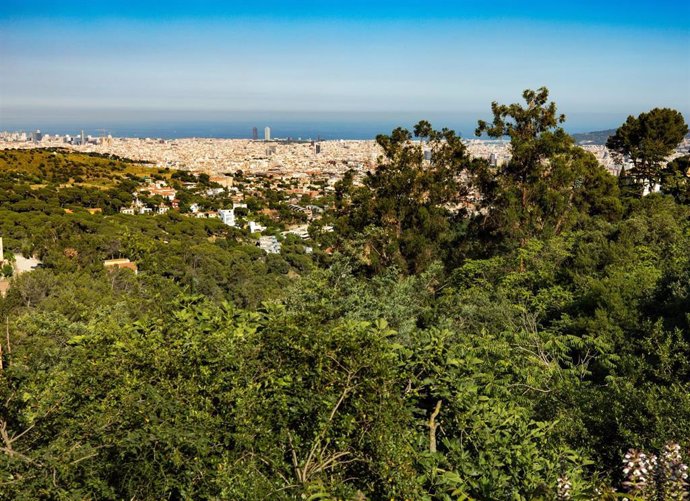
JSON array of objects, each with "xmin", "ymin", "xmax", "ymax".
[
  {"xmin": 474, "ymin": 88, "xmax": 622, "ymax": 249},
  {"xmin": 662, "ymin": 155, "xmax": 690, "ymax": 204},
  {"xmin": 333, "ymin": 122, "xmax": 480, "ymax": 273},
  {"xmin": 1, "ymin": 90, "xmax": 689, "ymax": 500}
]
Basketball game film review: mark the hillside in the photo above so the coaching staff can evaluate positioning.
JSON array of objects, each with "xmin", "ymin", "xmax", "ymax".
[
  {"xmin": 571, "ymin": 129, "xmax": 616, "ymax": 144},
  {"xmin": 0, "ymin": 148, "xmax": 163, "ymax": 187},
  {"xmin": 572, "ymin": 129, "xmax": 690, "ymax": 145}
]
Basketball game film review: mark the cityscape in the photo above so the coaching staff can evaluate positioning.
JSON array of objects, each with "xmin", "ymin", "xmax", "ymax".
[
  {"xmin": 2, "ymin": 126, "xmax": 689, "ymax": 179},
  {"xmin": 0, "ymin": 1, "xmax": 689, "ymax": 499}
]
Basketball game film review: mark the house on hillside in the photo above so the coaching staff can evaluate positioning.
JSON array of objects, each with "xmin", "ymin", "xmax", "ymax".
[
  {"xmin": 218, "ymin": 209, "xmax": 236, "ymax": 227},
  {"xmin": 258, "ymin": 236, "xmax": 281, "ymax": 254},
  {"xmin": 249, "ymin": 221, "xmax": 266, "ymax": 233},
  {"xmin": 210, "ymin": 175, "xmax": 233, "ymax": 188},
  {"xmin": 282, "ymin": 226, "xmax": 310, "ymax": 240},
  {"xmin": 104, "ymin": 258, "xmax": 138, "ymax": 274}
]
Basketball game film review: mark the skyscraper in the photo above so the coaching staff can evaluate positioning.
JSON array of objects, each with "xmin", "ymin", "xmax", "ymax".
[
  {"xmin": 264, "ymin": 127, "xmax": 271, "ymax": 141},
  {"xmin": 252, "ymin": 127, "xmax": 258, "ymax": 140}
]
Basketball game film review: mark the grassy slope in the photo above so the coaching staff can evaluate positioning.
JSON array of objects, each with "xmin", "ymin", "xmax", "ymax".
[{"xmin": 0, "ymin": 148, "xmax": 168, "ymax": 188}]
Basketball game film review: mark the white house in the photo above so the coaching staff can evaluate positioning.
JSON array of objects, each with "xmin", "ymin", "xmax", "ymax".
[
  {"xmin": 258, "ymin": 236, "xmax": 281, "ymax": 254},
  {"xmin": 249, "ymin": 221, "xmax": 266, "ymax": 233},
  {"xmin": 218, "ymin": 209, "xmax": 236, "ymax": 227},
  {"xmin": 283, "ymin": 225, "xmax": 310, "ymax": 240}
]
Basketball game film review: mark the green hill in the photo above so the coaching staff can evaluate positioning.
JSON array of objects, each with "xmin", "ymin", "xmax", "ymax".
[
  {"xmin": 0, "ymin": 148, "xmax": 164, "ymax": 187},
  {"xmin": 571, "ymin": 129, "xmax": 616, "ymax": 145}
]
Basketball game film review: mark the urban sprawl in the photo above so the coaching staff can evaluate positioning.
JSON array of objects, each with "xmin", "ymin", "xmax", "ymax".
[
  {"xmin": 1, "ymin": 127, "xmax": 689, "ymax": 256},
  {"xmin": 3, "ymin": 127, "xmax": 689, "ymax": 177}
]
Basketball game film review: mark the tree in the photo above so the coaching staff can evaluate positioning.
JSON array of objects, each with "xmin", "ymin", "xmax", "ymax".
[
  {"xmin": 336, "ymin": 122, "xmax": 478, "ymax": 273},
  {"xmin": 474, "ymin": 87, "xmax": 621, "ymax": 248},
  {"xmin": 607, "ymin": 108, "xmax": 688, "ymax": 191},
  {"xmin": 661, "ymin": 155, "xmax": 690, "ymax": 204},
  {"xmin": 0, "ymin": 263, "xmax": 12, "ymax": 278}
]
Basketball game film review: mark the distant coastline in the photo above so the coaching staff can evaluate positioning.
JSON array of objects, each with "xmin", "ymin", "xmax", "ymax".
[
  {"xmin": 4, "ymin": 111, "xmax": 674, "ymax": 143},
  {"xmin": 2, "ymin": 123, "xmax": 689, "ymax": 145},
  {"xmin": 0, "ymin": 124, "xmax": 633, "ymax": 143}
]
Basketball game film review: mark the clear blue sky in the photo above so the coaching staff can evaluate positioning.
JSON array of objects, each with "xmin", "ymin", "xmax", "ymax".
[{"xmin": 1, "ymin": 0, "xmax": 688, "ymax": 132}]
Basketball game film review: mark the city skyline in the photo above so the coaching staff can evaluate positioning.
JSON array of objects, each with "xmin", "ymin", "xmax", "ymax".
[{"xmin": 0, "ymin": 1, "xmax": 688, "ymax": 133}]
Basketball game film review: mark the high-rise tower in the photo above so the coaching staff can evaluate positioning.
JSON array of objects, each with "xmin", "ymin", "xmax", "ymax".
[{"xmin": 264, "ymin": 127, "xmax": 271, "ymax": 141}]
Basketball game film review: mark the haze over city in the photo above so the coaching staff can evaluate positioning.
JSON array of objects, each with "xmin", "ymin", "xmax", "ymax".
[{"xmin": 1, "ymin": 0, "xmax": 688, "ymax": 137}]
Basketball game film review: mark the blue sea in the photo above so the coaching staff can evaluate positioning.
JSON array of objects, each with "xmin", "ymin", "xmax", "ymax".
[{"xmin": 0, "ymin": 111, "xmax": 638, "ymax": 140}]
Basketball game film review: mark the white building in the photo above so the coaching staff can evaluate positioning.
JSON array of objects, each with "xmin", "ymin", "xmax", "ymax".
[
  {"xmin": 218, "ymin": 209, "xmax": 236, "ymax": 227},
  {"xmin": 264, "ymin": 127, "xmax": 271, "ymax": 141},
  {"xmin": 283, "ymin": 225, "xmax": 310, "ymax": 240},
  {"xmin": 642, "ymin": 182, "xmax": 662, "ymax": 197},
  {"xmin": 249, "ymin": 221, "xmax": 266, "ymax": 233},
  {"xmin": 258, "ymin": 235, "xmax": 281, "ymax": 254}
]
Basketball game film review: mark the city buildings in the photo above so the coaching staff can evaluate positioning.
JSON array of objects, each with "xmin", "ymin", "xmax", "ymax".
[
  {"xmin": 2, "ymin": 130, "xmax": 687, "ymax": 184},
  {"xmin": 264, "ymin": 126, "xmax": 271, "ymax": 141},
  {"xmin": 0, "ymin": 134, "xmax": 381, "ymax": 175}
]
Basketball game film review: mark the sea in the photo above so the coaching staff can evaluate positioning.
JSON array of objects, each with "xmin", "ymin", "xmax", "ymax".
[{"xmin": 0, "ymin": 111, "xmax": 641, "ymax": 141}]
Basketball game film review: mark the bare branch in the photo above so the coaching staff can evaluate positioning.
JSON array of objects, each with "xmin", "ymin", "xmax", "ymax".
[{"xmin": 429, "ymin": 400, "xmax": 442, "ymax": 453}]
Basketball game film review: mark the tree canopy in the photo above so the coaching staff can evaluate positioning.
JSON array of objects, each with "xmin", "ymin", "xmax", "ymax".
[
  {"xmin": 474, "ymin": 87, "xmax": 622, "ymax": 249},
  {"xmin": 334, "ymin": 122, "xmax": 479, "ymax": 273},
  {"xmin": 607, "ymin": 108, "xmax": 688, "ymax": 189}
]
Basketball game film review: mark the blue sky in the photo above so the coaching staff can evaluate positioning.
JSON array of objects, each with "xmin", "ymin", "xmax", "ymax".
[{"xmin": 1, "ymin": 1, "xmax": 688, "ymax": 132}]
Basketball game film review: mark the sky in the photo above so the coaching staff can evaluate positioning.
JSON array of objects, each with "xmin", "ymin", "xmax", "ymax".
[{"xmin": 0, "ymin": 0, "xmax": 689, "ymax": 135}]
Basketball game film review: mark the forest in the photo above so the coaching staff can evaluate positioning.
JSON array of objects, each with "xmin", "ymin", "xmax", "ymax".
[{"xmin": 0, "ymin": 88, "xmax": 689, "ymax": 500}]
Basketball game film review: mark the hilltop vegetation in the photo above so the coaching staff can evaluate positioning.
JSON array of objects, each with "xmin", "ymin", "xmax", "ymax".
[
  {"xmin": 571, "ymin": 129, "xmax": 617, "ymax": 145},
  {"xmin": 571, "ymin": 127, "xmax": 690, "ymax": 145},
  {"xmin": 1, "ymin": 89, "xmax": 689, "ymax": 500},
  {"xmin": 0, "ymin": 148, "xmax": 159, "ymax": 187}
]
